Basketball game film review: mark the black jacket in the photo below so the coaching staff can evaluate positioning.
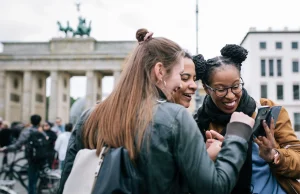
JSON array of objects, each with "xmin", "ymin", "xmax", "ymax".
[{"xmin": 58, "ymin": 102, "xmax": 252, "ymax": 194}]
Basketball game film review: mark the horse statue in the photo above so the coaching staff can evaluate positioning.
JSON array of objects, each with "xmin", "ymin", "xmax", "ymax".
[
  {"xmin": 72, "ymin": 17, "xmax": 92, "ymax": 37},
  {"xmin": 57, "ymin": 21, "xmax": 73, "ymax": 37}
]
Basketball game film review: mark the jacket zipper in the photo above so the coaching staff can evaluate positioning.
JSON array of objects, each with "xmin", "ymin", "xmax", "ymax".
[
  {"xmin": 287, "ymin": 179, "xmax": 299, "ymax": 194},
  {"xmin": 283, "ymin": 144, "xmax": 300, "ymax": 194},
  {"xmin": 283, "ymin": 144, "xmax": 300, "ymax": 149}
]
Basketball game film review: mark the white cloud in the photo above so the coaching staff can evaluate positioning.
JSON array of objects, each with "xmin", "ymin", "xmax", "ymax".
[{"xmin": 1, "ymin": 0, "xmax": 300, "ymax": 97}]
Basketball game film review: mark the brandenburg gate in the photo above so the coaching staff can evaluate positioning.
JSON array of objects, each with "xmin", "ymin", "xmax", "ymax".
[{"xmin": 0, "ymin": 38, "xmax": 136, "ymax": 123}]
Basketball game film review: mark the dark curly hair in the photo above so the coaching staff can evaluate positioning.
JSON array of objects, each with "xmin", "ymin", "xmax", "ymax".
[{"xmin": 193, "ymin": 44, "xmax": 248, "ymax": 85}]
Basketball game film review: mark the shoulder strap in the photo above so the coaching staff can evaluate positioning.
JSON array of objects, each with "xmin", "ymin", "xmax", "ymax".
[
  {"xmin": 92, "ymin": 146, "xmax": 107, "ymax": 192},
  {"xmin": 29, "ymin": 127, "xmax": 49, "ymax": 139}
]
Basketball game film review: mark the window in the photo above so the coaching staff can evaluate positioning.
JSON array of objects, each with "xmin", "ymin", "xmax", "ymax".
[
  {"xmin": 269, "ymin": 59, "xmax": 274, "ymax": 76},
  {"xmin": 38, "ymin": 79, "xmax": 43, "ymax": 89},
  {"xmin": 10, "ymin": 93, "xmax": 20, "ymax": 102},
  {"xmin": 292, "ymin": 42, "xmax": 298, "ymax": 49},
  {"xmin": 36, "ymin": 93, "xmax": 44, "ymax": 103},
  {"xmin": 98, "ymin": 78, "xmax": 101, "ymax": 88},
  {"xmin": 261, "ymin": 59, "xmax": 266, "ymax": 76},
  {"xmin": 261, "ymin": 84, "xmax": 267, "ymax": 98},
  {"xmin": 64, "ymin": 78, "xmax": 68, "ymax": 88},
  {"xmin": 275, "ymin": 42, "xmax": 282, "ymax": 49},
  {"xmin": 97, "ymin": 94, "xmax": 101, "ymax": 101},
  {"xmin": 13, "ymin": 78, "xmax": 19, "ymax": 89},
  {"xmin": 260, "ymin": 42, "xmax": 266, "ymax": 49},
  {"xmin": 294, "ymin": 84, "xmax": 300, "ymax": 100},
  {"xmin": 277, "ymin": 59, "xmax": 282, "ymax": 76},
  {"xmin": 277, "ymin": 84, "xmax": 284, "ymax": 100},
  {"xmin": 63, "ymin": 94, "xmax": 67, "ymax": 102},
  {"xmin": 292, "ymin": 60, "xmax": 299, "ymax": 72},
  {"xmin": 294, "ymin": 113, "xmax": 300, "ymax": 131}
]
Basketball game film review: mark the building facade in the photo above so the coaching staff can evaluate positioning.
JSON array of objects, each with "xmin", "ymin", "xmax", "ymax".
[
  {"xmin": 0, "ymin": 38, "xmax": 136, "ymax": 124},
  {"xmin": 240, "ymin": 28, "xmax": 300, "ymax": 138}
]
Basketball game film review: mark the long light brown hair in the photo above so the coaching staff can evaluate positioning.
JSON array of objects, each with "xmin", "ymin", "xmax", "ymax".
[{"xmin": 83, "ymin": 29, "xmax": 184, "ymax": 160}]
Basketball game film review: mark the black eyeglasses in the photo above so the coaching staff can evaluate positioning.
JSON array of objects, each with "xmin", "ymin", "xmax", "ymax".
[{"xmin": 205, "ymin": 78, "xmax": 244, "ymax": 98}]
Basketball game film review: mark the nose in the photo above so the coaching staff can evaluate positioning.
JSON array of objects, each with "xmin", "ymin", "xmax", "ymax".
[
  {"xmin": 179, "ymin": 83, "xmax": 182, "ymax": 88},
  {"xmin": 174, "ymin": 83, "xmax": 182, "ymax": 93},
  {"xmin": 189, "ymin": 81, "xmax": 198, "ymax": 91},
  {"xmin": 225, "ymin": 88, "xmax": 235, "ymax": 99}
]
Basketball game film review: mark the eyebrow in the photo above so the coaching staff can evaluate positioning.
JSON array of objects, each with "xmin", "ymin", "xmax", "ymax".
[
  {"xmin": 214, "ymin": 80, "xmax": 241, "ymax": 87},
  {"xmin": 180, "ymin": 73, "xmax": 191, "ymax": 76}
]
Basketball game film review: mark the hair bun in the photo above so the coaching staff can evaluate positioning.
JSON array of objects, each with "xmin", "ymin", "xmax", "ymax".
[
  {"xmin": 193, "ymin": 54, "xmax": 206, "ymax": 81},
  {"xmin": 220, "ymin": 44, "xmax": 248, "ymax": 64},
  {"xmin": 136, "ymin": 28, "xmax": 149, "ymax": 43}
]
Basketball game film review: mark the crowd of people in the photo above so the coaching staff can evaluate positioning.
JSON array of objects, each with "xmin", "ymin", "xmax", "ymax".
[
  {"xmin": 0, "ymin": 116, "xmax": 73, "ymax": 194},
  {"xmin": 1, "ymin": 28, "xmax": 300, "ymax": 194}
]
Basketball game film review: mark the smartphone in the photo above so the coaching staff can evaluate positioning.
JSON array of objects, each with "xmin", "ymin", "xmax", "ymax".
[
  {"xmin": 265, "ymin": 106, "xmax": 282, "ymax": 128},
  {"xmin": 252, "ymin": 106, "xmax": 282, "ymax": 138},
  {"xmin": 252, "ymin": 106, "xmax": 270, "ymax": 138}
]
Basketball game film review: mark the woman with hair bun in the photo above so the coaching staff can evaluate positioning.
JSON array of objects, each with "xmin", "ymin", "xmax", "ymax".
[
  {"xmin": 56, "ymin": 30, "xmax": 256, "ymax": 194},
  {"xmin": 172, "ymin": 52, "xmax": 224, "ymax": 161},
  {"xmin": 194, "ymin": 44, "xmax": 300, "ymax": 194}
]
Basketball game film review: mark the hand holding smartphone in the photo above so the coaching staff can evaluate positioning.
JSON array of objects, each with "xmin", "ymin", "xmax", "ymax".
[{"xmin": 252, "ymin": 106, "xmax": 282, "ymax": 139}]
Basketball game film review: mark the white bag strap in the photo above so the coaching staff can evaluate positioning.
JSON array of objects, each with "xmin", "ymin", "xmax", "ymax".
[
  {"xmin": 95, "ymin": 146, "xmax": 106, "ymax": 178},
  {"xmin": 91, "ymin": 146, "xmax": 106, "ymax": 194}
]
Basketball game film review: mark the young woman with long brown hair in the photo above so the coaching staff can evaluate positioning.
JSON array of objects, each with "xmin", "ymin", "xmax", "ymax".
[{"xmin": 57, "ymin": 29, "xmax": 255, "ymax": 194}]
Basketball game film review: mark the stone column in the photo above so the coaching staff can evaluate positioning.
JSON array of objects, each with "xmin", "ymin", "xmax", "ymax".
[
  {"xmin": 31, "ymin": 72, "xmax": 48, "ymax": 122},
  {"xmin": 113, "ymin": 70, "xmax": 121, "ymax": 87},
  {"xmin": 0, "ymin": 71, "xmax": 6, "ymax": 119},
  {"xmin": 96, "ymin": 72, "xmax": 103, "ymax": 102},
  {"xmin": 49, "ymin": 71, "xmax": 58, "ymax": 122},
  {"xmin": 22, "ymin": 71, "xmax": 32, "ymax": 123},
  {"xmin": 60, "ymin": 72, "xmax": 71, "ymax": 123},
  {"xmin": 86, "ymin": 70, "xmax": 97, "ymax": 109},
  {"xmin": 48, "ymin": 71, "xmax": 70, "ymax": 123}
]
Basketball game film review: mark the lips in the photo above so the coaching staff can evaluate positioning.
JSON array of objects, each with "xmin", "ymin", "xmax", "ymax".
[
  {"xmin": 182, "ymin": 93, "xmax": 194, "ymax": 101},
  {"xmin": 183, "ymin": 93, "xmax": 192, "ymax": 98},
  {"xmin": 223, "ymin": 100, "xmax": 236, "ymax": 109}
]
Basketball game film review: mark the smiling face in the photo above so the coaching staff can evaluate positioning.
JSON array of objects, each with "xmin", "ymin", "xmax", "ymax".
[
  {"xmin": 173, "ymin": 58, "xmax": 197, "ymax": 108},
  {"xmin": 43, "ymin": 122, "xmax": 51, "ymax": 131},
  {"xmin": 205, "ymin": 65, "xmax": 242, "ymax": 114},
  {"xmin": 165, "ymin": 57, "xmax": 185, "ymax": 95},
  {"xmin": 155, "ymin": 56, "xmax": 185, "ymax": 100}
]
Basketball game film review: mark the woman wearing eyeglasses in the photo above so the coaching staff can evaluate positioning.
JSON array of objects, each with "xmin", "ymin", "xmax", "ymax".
[{"xmin": 193, "ymin": 44, "xmax": 300, "ymax": 194}]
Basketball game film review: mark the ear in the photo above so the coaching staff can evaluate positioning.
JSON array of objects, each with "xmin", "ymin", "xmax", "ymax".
[
  {"xmin": 203, "ymin": 84, "xmax": 210, "ymax": 95},
  {"xmin": 154, "ymin": 62, "xmax": 165, "ymax": 81}
]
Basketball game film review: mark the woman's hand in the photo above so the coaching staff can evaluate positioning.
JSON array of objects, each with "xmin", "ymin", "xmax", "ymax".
[
  {"xmin": 205, "ymin": 130, "xmax": 224, "ymax": 149},
  {"xmin": 206, "ymin": 130, "xmax": 224, "ymax": 161},
  {"xmin": 206, "ymin": 140, "xmax": 222, "ymax": 161},
  {"xmin": 254, "ymin": 118, "xmax": 277, "ymax": 163}
]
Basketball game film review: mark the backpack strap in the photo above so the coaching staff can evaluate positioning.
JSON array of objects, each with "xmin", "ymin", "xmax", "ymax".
[{"xmin": 28, "ymin": 127, "xmax": 49, "ymax": 140}]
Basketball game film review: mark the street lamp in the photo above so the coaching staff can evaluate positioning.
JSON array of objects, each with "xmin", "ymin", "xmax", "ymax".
[{"xmin": 194, "ymin": 0, "xmax": 202, "ymax": 113}]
